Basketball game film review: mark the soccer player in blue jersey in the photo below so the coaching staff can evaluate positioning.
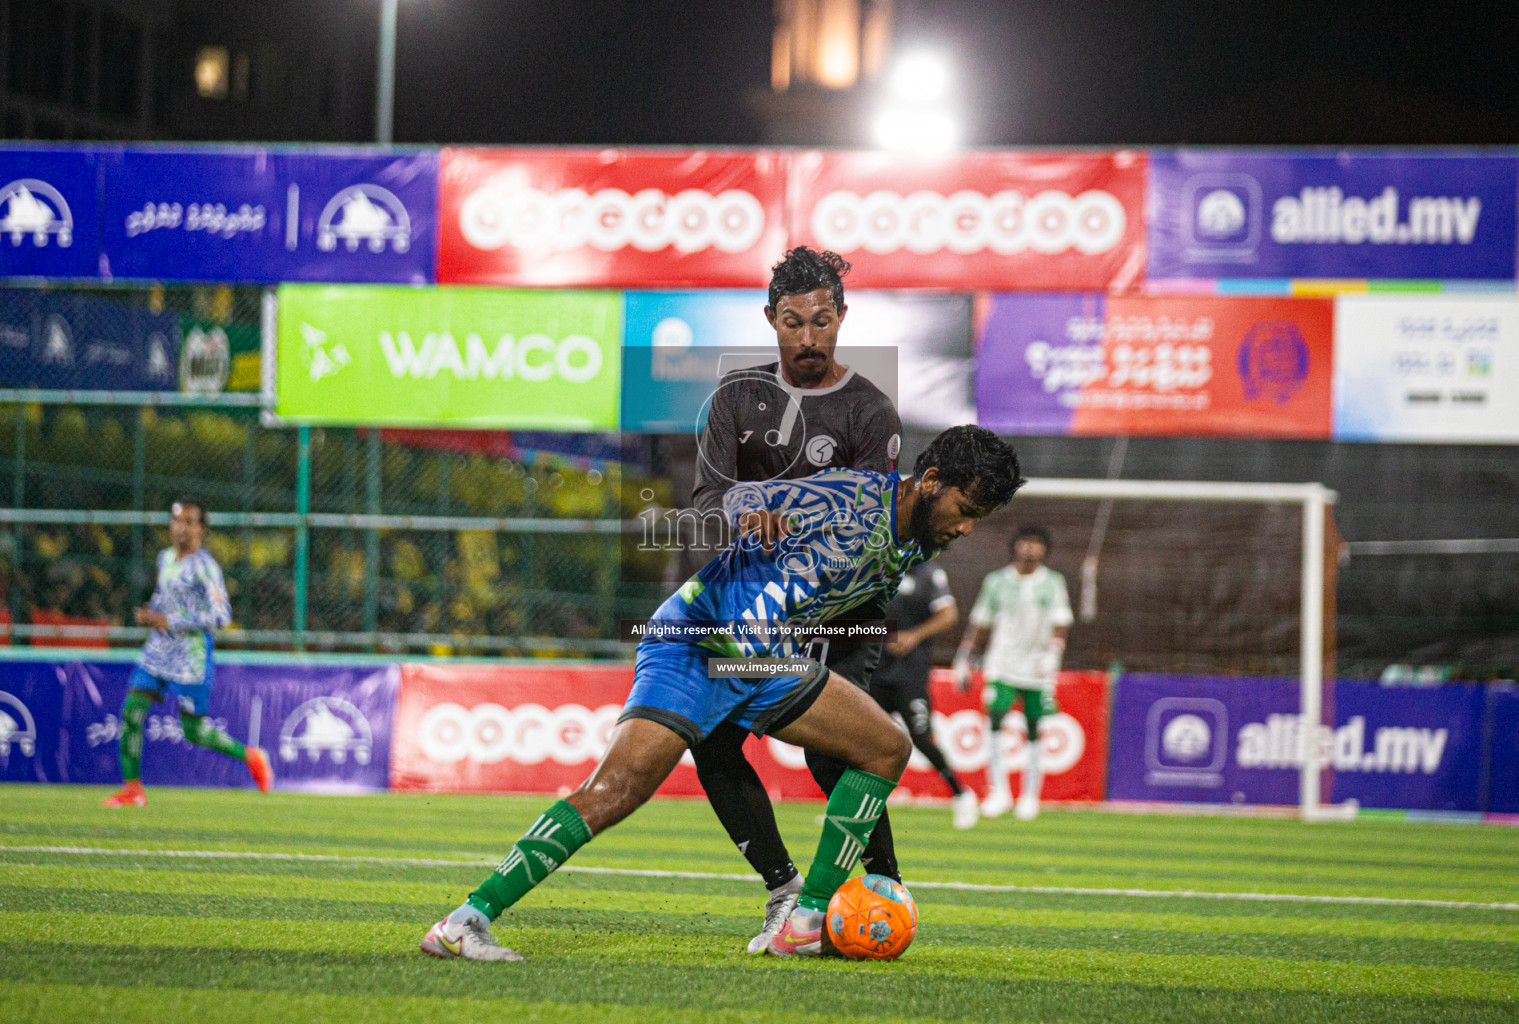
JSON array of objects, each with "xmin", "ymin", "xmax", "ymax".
[
  {"xmin": 101, "ymin": 500, "xmax": 272, "ymax": 808},
  {"xmin": 421, "ymin": 425, "xmax": 1022, "ymax": 961}
]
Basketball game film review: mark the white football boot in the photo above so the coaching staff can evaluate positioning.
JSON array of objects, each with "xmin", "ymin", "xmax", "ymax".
[
  {"xmin": 952, "ymin": 790, "xmax": 980, "ymax": 830},
  {"xmin": 1015, "ymin": 795, "xmax": 1040, "ymax": 821},
  {"xmin": 980, "ymin": 789, "xmax": 1014, "ymax": 819},
  {"xmin": 748, "ymin": 876, "xmax": 803, "ymax": 954},
  {"xmin": 420, "ymin": 908, "xmax": 524, "ymax": 962}
]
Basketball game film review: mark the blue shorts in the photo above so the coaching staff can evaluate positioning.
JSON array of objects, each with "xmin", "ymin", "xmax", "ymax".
[
  {"xmin": 618, "ymin": 642, "xmax": 828, "ymax": 747},
  {"xmin": 128, "ymin": 663, "xmax": 214, "ymax": 717}
]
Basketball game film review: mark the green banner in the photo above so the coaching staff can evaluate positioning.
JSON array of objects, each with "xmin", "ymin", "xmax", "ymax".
[{"xmin": 275, "ymin": 285, "xmax": 621, "ymax": 429}]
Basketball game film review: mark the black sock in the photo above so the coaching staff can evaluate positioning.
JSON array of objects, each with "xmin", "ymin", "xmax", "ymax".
[{"xmin": 692, "ymin": 722, "xmax": 799, "ymax": 890}]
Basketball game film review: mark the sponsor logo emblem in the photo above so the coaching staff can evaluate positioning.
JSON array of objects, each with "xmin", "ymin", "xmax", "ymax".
[
  {"xmin": 0, "ymin": 179, "xmax": 74, "ymax": 247},
  {"xmin": 805, "ymin": 434, "xmax": 838, "ymax": 466},
  {"xmin": 300, "ymin": 322, "xmax": 351, "ymax": 382},
  {"xmin": 318, "ymin": 184, "xmax": 412, "ymax": 254},
  {"xmin": 1183, "ymin": 174, "xmax": 1263, "ymax": 260},
  {"xmin": 180, "ymin": 327, "xmax": 230, "ymax": 393},
  {"xmin": 886, "ymin": 433, "xmax": 901, "ymax": 460},
  {"xmin": 1237, "ymin": 320, "xmax": 1309, "ymax": 404},
  {"xmin": 279, "ymin": 696, "xmax": 374, "ymax": 765},
  {"xmin": 0, "ymin": 691, "xmax": 37, "ymax": 757},
  {"xmin": 1144, "ymin": 697, "xmax": 1227, "ymax": 786},
  {"xmin": 459, "ymin": 186, "xmax": 766, "ymax": 254},
  {"xmin": 810, "ymin": 188, "xmax": 1126, "ymax": 257}
]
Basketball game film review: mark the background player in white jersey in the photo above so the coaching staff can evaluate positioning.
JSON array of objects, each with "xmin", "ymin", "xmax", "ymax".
[
  {"xmin": 953, "ymin": 526, "xmax": 1072, "ymax": 821},
  {"xmin": 101, "ymin": 499, "xmax": 272, "ymax": 808}
]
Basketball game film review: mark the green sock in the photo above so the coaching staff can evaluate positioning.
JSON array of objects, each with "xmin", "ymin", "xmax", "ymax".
[
  {"xmin": 180, "ymin": 710, "xmax": 247, "ymax": 761},
  {"xmin": 798, "ymin": 768, "xmax": 898, "ymax": 912},
  {"xmin": 467, "ymin": 800, "xmax": 593, "ymax": 920},
  {"xmin": 119, "ymin": 690, "xmax": 152, "ymax": 782}
]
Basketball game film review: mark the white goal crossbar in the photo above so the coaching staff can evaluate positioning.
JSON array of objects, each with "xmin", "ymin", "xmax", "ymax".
[{"xmin": 1020, "ymin": 478, "xmax": 1347, "ymax": 821}]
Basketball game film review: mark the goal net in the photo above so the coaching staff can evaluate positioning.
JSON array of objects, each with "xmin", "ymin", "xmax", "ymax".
[{"xmin": 931, "ymin": 477, "xmax": 1347, "ymax": 819}]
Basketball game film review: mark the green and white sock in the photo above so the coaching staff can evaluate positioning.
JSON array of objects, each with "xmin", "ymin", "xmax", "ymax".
[
  {"xmin": 798, "ymin": 768, "xmax": 897, "ymax": 913},
  {"xmin": 118, "ymin": 690, "xmax": 152, "ymax": 782},
  {"xmin": 466, "ymin": 800, "xmax": 593, "ymax": 920},
  {"xmin": 180, "ymin": 711, "xmax": 246, "ymax": 761}
]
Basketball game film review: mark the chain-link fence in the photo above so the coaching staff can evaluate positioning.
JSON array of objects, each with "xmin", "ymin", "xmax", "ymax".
[{"xmin": 0, "ymin": 284, "xmax": 670, "ymax": 657}]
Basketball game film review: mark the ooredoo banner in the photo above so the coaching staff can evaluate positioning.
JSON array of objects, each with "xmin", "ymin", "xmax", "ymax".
[
  {"xmin": 389, "ymin": 661, "xmax": 1108, "ymax": 802},
  {"xmin": 274, "ymin": 284, "xmax": 621, "ymax": 428},
  {"xmin": 437, "ymin": 148, "xmax": 790, "ymax": 288},
  {"xmin": 976, "ymin": 293, "xmax": 1334, "ymax": 438},
  {"xmin": 1107, "ymin": 673, "xmax": 1486, "ymax": 811},
  {"xmin": 1333, "ymin": 295, "xmax": 1519, "ymax": 443},
  {"xmin": 787, "ymin": 150, "xmax": 1147, "ymax": 291},
  {"xmin": 99, "ymin": 148, "xmax": 438, "ymax": 284},
  {"xmin": 1148, "ymin": 150, "xmax": 1519, "ymax": 283},
  {"xmin": 0, "ymin": 658, "xmax": 397, "ymax": 791}
]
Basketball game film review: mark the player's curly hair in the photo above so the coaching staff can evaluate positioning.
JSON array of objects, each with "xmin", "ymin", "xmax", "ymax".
[
  {"xmin": 767, "ymin": 246, "xmax": 851, "ymax": 312},
  {"xmin": 914, "ymin": 425, "xmax": 1025, "ymax": 513}
]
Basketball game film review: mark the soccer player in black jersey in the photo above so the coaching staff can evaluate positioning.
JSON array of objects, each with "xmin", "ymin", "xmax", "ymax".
[{"xmin": 689, "ymin": 246, "xmax": 907, "ymax": 953}]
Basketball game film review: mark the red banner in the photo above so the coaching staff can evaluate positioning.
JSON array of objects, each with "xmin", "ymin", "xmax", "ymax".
[
  {"xmin": 788, "ymin": 150, "xmax": 1147, "ymax": 291},
  {"xmin": 437, "ymin": 148, "xmax": 790, "ymax": 288},
  {"xmin": 1071, "ymin": 296, "xmax": 1335, "ymax": 438},
  {"xmin": 391, "ymin": 661, "xmax": 1109, "ymax": 803}
]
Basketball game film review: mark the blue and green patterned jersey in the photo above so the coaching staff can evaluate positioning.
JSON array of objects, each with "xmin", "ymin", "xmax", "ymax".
[
  {"xmin": 647, "ymin": 469, "xmax": 929, "ymax": 660},
  {"xmin": 138, "ymin": 546, "xmax": 231, "ymax": 684}
]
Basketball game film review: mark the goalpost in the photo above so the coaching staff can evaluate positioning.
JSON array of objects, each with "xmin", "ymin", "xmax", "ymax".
[{"xmin": 1014, "ymin": 477, "xmax": 1350, "ymax": 821}]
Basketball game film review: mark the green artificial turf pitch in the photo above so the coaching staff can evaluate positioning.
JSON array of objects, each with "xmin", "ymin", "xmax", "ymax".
[{"xmin": 2, "ymin": 785, "xmax": 1517, "ymax": 1022}]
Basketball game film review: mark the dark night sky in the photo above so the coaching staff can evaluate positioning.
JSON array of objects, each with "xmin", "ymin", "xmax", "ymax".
[{"xmin": 380, "ymin": 1, "xmax": 1519, "ymax": 147}]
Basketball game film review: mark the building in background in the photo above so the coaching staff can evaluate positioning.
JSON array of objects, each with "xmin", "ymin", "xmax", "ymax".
[{"xmin": 0, "ymin": 0, "xmax": 372, "ymax": 142}]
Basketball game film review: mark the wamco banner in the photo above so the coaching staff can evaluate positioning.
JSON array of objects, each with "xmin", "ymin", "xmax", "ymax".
[{"xmin": 275, "ymin": 284, "xmax": 621, "ymax": 428}]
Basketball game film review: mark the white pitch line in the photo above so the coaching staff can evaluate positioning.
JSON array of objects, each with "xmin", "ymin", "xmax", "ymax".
[{"xmin": 4, "ymin": 844, "xmax": 1517, "ymax": 912}]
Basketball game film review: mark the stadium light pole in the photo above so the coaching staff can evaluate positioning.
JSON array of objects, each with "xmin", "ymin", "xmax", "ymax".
[{"xmin": 376, "ymin": 0, "xmax": 398, "ymax": 145}]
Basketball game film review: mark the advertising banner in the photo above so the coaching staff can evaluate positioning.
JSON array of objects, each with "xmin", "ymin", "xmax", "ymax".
[
  {"xmin": 976, "ymin": 293, "xmax": 1334, "ymax": 438},
  {"xmin": 0, "ymin": 289, "xmax": 179, "ymax": 391},
  {"xmin": 390, "ymin": 661, "xmax": 1107, "ymax": 802},
  {"xmin": 620, "ymin": 289, "xmax": 965, "ymax": 432},
  {"xmin": 274, "ymin": 284, "xmax": 621, "ymax": 428},
  {"xmin": 1333, "ymin": 295, "xmax": 1519, "ymax": 442},
  {"xmin": 1488, "ymin": 685, "xmax": 1519, "ymax": 815},
  {"xmin": 0, "ymin": 658, "xmax": 397, "ymax": 791},
  {"xmin": 0, "ymin": 146, "xmax": 101, "ymax": 278},
  {"xmin": 1148, "ymin": 150, "xmax": 1519, "ymax": 283},
  {"xmin": 437, "ymin": 148, "xmax": 789, "ymax": 288},
  {"xmin": 787, "ymin": 150, "xmax": 1147, "ymax": 291},
  {"xmin": 1108, "ymin": 674, "xmax": 1485, "ymax": 811},
  {"xmin": 99, "ymin": 148, "xmax": 437, "ymax": 284}
]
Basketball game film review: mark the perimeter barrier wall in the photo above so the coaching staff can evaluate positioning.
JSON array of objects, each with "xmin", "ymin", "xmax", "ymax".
[{"xmin": 3, "ymin": 654, "xmax": 1513, "ymax": 817}]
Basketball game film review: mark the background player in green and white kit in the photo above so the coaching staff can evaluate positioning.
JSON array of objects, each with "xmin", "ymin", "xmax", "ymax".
[
  {"xmin": 101, "ymin": 500, "xmax": 272, "ymax": 808},
  {"xmin": 954, "ymin": 525, "xmax": 1072, "ymax": 821}
]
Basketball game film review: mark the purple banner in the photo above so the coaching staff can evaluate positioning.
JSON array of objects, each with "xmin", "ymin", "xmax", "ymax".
[
  {"xmin": 0, "ymin": 658, "xmax": 397, "ymax": 792},
  {"xmin": 1148, "ymin": 150, "xmax": 1519, "ymax": 282},
  {"xmin": 99, "ymin": 148, "xmax": 438, "ymax": 284},
  {"xmin": 1488, "ymin": 684, "xmax": 1519, "ymax": 815},
  {"xmin": 975, "ymin": 292, "xmax": 1101, "ymax": 435},
  {"xmin": 1108, "ymin": 674, "xmax": 1486, "ymax": 811}
]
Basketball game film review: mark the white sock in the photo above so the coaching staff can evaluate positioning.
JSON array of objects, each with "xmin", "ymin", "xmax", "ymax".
[
  {"xmin": 447, "ymin": 903, "xmax": 490, "ymax": 928},
  {"xmin": 987, "ymin": 717, "xmax": 1010, "ymax": 799},
  {"xmin": 1022, "ymin": 729, "xmax": 1042, "ymax": 803}
]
